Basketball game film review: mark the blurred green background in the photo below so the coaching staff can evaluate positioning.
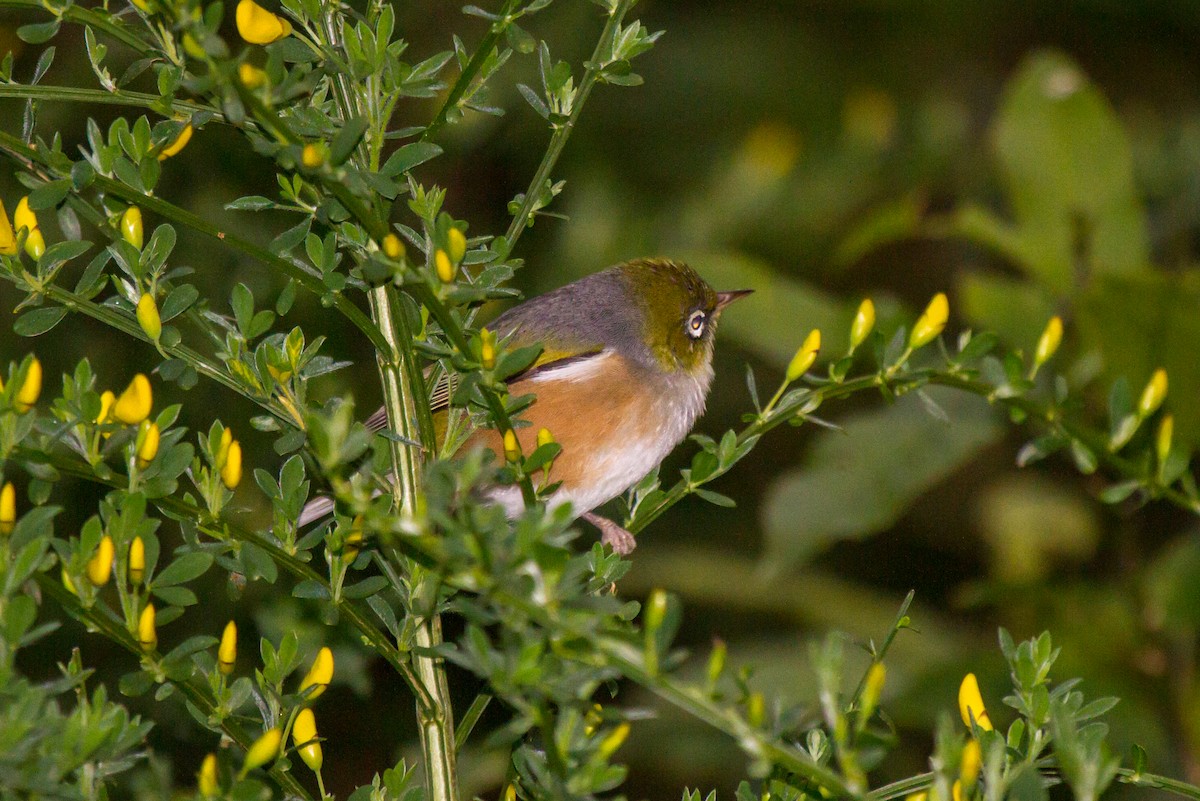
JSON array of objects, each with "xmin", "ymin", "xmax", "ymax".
[{"xmin": 4, "ymin": 0, "xmax": 1200, "ymax": 798}]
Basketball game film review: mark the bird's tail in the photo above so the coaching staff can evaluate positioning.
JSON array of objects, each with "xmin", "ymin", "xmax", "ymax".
[{"xmin": 297, "ymin": 496, "xmax": 335, "ymax": 528}]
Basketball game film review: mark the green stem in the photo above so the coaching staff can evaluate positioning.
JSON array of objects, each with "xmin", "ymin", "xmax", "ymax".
[
  {"xmin": 0, "ymin": 0, "xmax": 152, "ymax": 55},
  {"xmin": 419, "ymin": 0, "xmax": 521, "ymax": 145},
  {"xmin": 0, "ymin": 84, "xmax": 221, "ymax": 118},
  {"xmin": 846, "ymin": 590, "xmax": 915, "ymax": 713},
  {"xmin": 498, "ymin": 0, "xmax": 632, "ymax": 258}
]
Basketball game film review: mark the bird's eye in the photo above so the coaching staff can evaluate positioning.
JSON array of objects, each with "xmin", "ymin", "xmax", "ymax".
[{"xmin": 685, "ymin": 310, "xmax": 706, "ymax": 340}]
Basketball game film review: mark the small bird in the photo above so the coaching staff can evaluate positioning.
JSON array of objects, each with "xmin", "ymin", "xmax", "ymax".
[{"xmin": 302, "ymin": 258, "xmax": 750, "ymax": 553}]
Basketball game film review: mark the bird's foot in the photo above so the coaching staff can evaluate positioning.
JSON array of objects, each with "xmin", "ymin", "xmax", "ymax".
[{"xmin": 582, "ymin": 512, "xmax": 637, "ymax": 555}]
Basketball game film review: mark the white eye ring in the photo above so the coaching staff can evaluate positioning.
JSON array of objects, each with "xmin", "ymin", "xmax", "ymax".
[{"xmin": 686, "ymin": 310, "xmax": 706, "ymax": 340}]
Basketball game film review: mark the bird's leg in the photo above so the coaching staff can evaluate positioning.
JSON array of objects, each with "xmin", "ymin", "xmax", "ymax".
[{"xmin": 582, "ymin": 511, "xmax": 637, "ymax": 555}]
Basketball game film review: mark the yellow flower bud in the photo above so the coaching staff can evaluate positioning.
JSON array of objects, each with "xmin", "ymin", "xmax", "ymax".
[
  {"xmin": 157, "ymin": 123, "xmax": 193, "ymax": 160},
  {"xmin": 435, "ymin": 249, "xmax": 454, "ymax": 283},
  {"xmin": 198, "ymin": 753, "xmax": 219, "ymax": 796},
  {"xmin": 786, "ymin": 328, "xmax": 821, "ymax": 382},
  {"xmin": 62, "ymin": 567, "xmax": 78, "ymax": 596},
  {"xmin": 221, "ymin": 440, "xmax": 243, "ymax": 490},
  {"xmin": 906, "ymin": 793, "xmax": 928, "ymax": 801},
  {"xmin": 536, "ymin": 428, "xmax": 555, "ymax": 449},
  {"xmin": 1034, "ymin": 316, "xmax": 1063, "ymax": 368},
  {"xmin": 121, "ymin": 206, "xmax": 144, "ymax": 250},
  {"xmin": 909, "ymin": 292, "xmax": 949, "ymax": 349},
  {"xmin": 300, "ymin": 143, "xmax": 324, "ymax": 169},
  {"xmin": 344, "ymin": 517, "xmax": 363, "ymax": 563},
  {"xmin": 0, "ymin": 482, "xmax": 15, "ymax": 535},
  {"xmin": 242, "ymin": 728, "xmax": 281, "ymax": 773},
  {"xmin": 597, "ymin": 721, "xmax": 630, "ymax": 759},
  {"xmin": 238, "ymin": 62, "xmax": 268, "ymax": 89},
  {"xmin": 1157, "ymin": 414, "xmax": 1174, "ymax": 467},
  {"xmin": 218, "ymin": 620, "xmax": 237, "ymax": 675},
  {"xmin": 136, "ymin": 421, "xmax": 160, "ymax": 467},
  {"xmin": 958, "ymin": 673, "xmax": 992, "ymax": 732},
  {"xmin": 504, "ymin": 785, "xmax": 517, "ymax": 801},
  {"xmin": 503, "ymin": 429, "xmax": 520, "ymax": 463},
  {"xmin": 850, "ymin": 298, "xmax": 876, "ymax": 350},
  {"xmin": 480, "ymin": 327, "xmax": 496, "ymax": 370},
  {"xmin": 382, "ymin": 233, "xmax": 405, "ymax": 260},
  {"xmin": 236, "ymin": 0, "xmax": 292, "ymax": 44},
  {"xmin": 15, "ymin": 198, "xmax": 44, "ymax": 260},
  {"xmin": 447, "ymin": 227, "xmax": 467, "ymax": 264},
  {"xmin": 861, "ymin": 662, "xmax": 886, "ymax": 716},
  {"xmin": 299, "ymin": 646, "xmax": 334, "ymax": 700},
  {"xmin": 952, "ymin": 780, "xmax": 964, "ymax": 801},
  {"xmin": 746, "ymin": 692, "xmax": 765, "ymax": 728},
  {"xmin": 1138, "ymin": 368, "xmax": 1168, "ymax": 418},
  {"xmin": 14, "ymin": 356, "xmax": 41, "ymax": 413},
  {"xmin": 87, "ymin": 535, "xmax": 115, "ymax": 587},
  {"xmin": 217, "ymin": 427, "xmax": 233, "ymax": 466},
  {"xmin": 97, "ymin": 390, "xmax": 116, "ymax": 424},
  {"xmin": 644, "ymin": 588, "xmax": 668, "ymax": 631},
  {"xmin": 138, "ymin": 602, "xmax": 157, "ymax": 651},
  {"xmin": 182, "ymin": 32, "xmax": 207, "ymax": 60},
  {"xmin": 128, "ymin": 536, "xmax": 145, "ymax": 584},
  {"xmin": 960, "ymin": 738, "xmax": 982, "ymax": 790},
  {"xmin": 292, "ymin": 708, "xmax": 323, "ymax": 772},
  {"xmin": 137, "ymin": 293, "xmax": 162, "ymax": 341},
  {"xmin": 0, "ymin": 201, "xmax": 17, "ymax": 256},
  {"xmin": 113, "ymin": 374, "xmax": 153, "ymax": 424}
]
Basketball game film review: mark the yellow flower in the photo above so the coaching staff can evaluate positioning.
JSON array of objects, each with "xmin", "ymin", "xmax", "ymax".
[
  {"xmin": 434, "ymin": 248, "xmax": 455, "ymax": 283},
  {"xmin": 16, "ymin": 198, "xmax": 44, "ymax": 260},
  {"xmin": 537, "ymin": 428, "xmax": 555, "ymax": 449},
  {"xmin": 1157, "ymin": 414, "xmax": 1174, "ymax": 467},
  {"xmin": 479, "ymin": 327, "xmax": 496, "ymax": 370},
  {"xmin": 136, "ymin": 421, "xmax": 160, "ymax": 467},
  {"xmin": 13, "ymin": 356, "xmax": 42, "ymax": 413},
  {"xmin": 786, "ymin": 328, "xmax": 821, "ymax": 382},
  {"xmin": 292, "ymin": 708, "xmax": 323, "ymax": 772},
  {"xmin": 113, "ymin": 374, "xmax": 153, "ymax": 424},
  {"xmin": 0, "ymin": 201, "xmax": 17, "ymax": 255},
  {"xmin": 138, "ymin": 603, "xmax": 157, "ymax": 651},
  {"xmin": 198, "ymin": 753, "xmax": 219, "ymax": 796},
  {"xmin": 218, "ymin": 620, "xmax": 237, "ymax": 675},
  {"xmin": 128, "ymin": 536, "xmax": 145, "ymax": 584},
  {"xmin": 87, "ymin": 535, "xmax": 115, "ymax": 586},
  {"xmin": 242, "ymin": 728, "xmax": 281, "ymax": 773},
  {"xmin": 958, "ymin": 673, "xmax": 993, "ymax": 732},
  {"xmin": 300, "ymin": 143, "xmax": 324, "ymax": 169},
  {"xmin": 0, "ymin": 482, "xmax": 15, "ymax": 535},
  {"xmin": 97, "ymin": 390, "xmax": 116, "ymax": 424},
  {"xmin": 960, "ymin": 739, "xmax": 982, "ymax": 791},
  {"xmin": 909, "ymin": 292, "xmax": 949, "ymax": 349},
  {"xmin": 221, "ymin": 440, "xmax": 243, "ymax": 489},
  {"xmin": 236, "ymin": 0, "xmax": 292, "ymax": 44},
  {"xmin": 238, "ymin": 62, "xmax": 268, "ymax": 89},
  {"xmin": 447, "ymin": 227, "xmax": 467, "ymax": 264},
  {"xmin": 849, "ymin": 298, "xmax": 876, "ymax": 350},
  {"xmin": 596, "ymin": 721, "xmax": 630, "ymax": 759},
  {"xmin": 121, "ymin": 206, "xmax": 144, "ymax": 250},
  {"xmin": 1138, "ymin": 368, "xmax": 1168, "ymax": 418},
  {"xmin": 299, "ymin": 646, "xmax": 334, "ymax": 700},
  {"xmin": 952, "ymin": 780, "xmax": 964, "ymax": 801},
  {"xmin": 217, "ymin": 427, "xmax": 233, "ymax": 466},
  {"xmin": 137, "ymin": 293, "xmax": 161, "ymax": 341},
  {"xmin": 157, "ymin": 123, "xmax": 193, "ymax": 160},
  {"xmin": 382, "ymin": 233, "xmax": 404, "ymax": 260},
  {"xmin": 1034, "ymin": 316, "xmax": 1063, "ymax": 369},
  {"xmin": 503, "ymin": 429, "xmax": 520, "ymax": 463}
]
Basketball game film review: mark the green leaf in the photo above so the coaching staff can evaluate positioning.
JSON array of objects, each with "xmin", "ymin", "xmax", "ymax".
[
  {"xmin": 292, "ymin": 579, "xmax": 331, "ymax": 600},
  {"xmin": 14, "ymin": 307, "xmax": 68, "ymax": 337},
  {"xmin": 153, "ymin": 552, "xmax": 213, "ymax": 587},
  {"xmin": 381, "ymin": 142, "xmax": 442, "ymax": 177},
  {"xmin": 329, "ymin": 116, "xmax": 369, "ymax": 165},
  {"xmin": 343, "ymin": 576, "xmax": 389, "ymax": 599},
  {"xmin": 26, "ymin": 179, "xmax": 71, "ymax": 210},
  {"xmin": 17, "ymin": 19, "xmax": 60, "ymax": 44}
]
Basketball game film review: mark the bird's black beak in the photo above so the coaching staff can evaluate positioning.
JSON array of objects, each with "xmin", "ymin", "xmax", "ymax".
[{"xmin": 715, "ymin": 289, "xmax": 753, "ymax": 311}]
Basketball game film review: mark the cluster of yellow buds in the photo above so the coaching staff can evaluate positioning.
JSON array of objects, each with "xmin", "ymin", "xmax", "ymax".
[
  {"xmin": 216, "ymin": 427, "xmax": 244, "ymax": 490},
  {"xmin": 14, "ymin": 198, "xmax": 45, "ymax": 259},
  {"xmin": 1, "ymin": 356, "xmax": 43, "ymax": 413},
  {"xmin": 0, "ymin": 198, "xmax": 45, "ymax": 259},
  {"xmin": 236, "ymin": 0, "xmax": 292, "ymax": 44},
  {"xmin": 435, "ymin": 226, "xmax": 467, "ymax": 283}
]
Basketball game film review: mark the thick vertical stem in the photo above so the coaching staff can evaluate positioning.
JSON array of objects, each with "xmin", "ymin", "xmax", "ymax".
[{"xmin": 368, "ymin": 286, "xmax": 459, "ymax": 801}]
